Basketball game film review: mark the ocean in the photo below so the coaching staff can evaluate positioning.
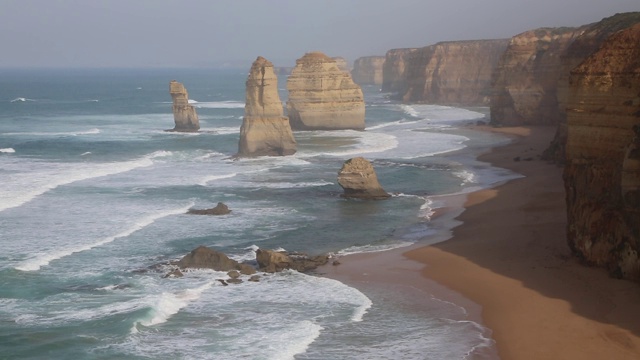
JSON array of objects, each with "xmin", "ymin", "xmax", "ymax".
[{"xmin": 0, "ymin": 68, "xmax": 517, "ymax": 359}]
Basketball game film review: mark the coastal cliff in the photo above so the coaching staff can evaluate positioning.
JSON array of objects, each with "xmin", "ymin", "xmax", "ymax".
[
  {"xmin": 351, "ymin": 56, "xmax": 385, "ymax": 85},
  {"xmin": 401, "ymin": 39, "xmax": 509, "ymax": 105},
  {"xmin": 286, "ymin": 52, "xmax": 365, "ymax": 130},
  {"xmin": 545, "ymin": 12, "xmax": 640, "ymax": 162},
  {"xmin": 489, "ymin": 27, "xmax": 586, "ymax": 126},
  {"xmin": 169, "ymin": 80, "xmax": 199, "ymax": 132},
  {"xmin": 381, "ymin": 48, "xmax": 416, "ymax": 94},
  {"xmin": 564, "ymin": 24, "xmax": 640, "ymax": 281},
  {"xmin": 238, "ymin": 56, "xmax": 296, "ymax": 156},
  {"xmin": 332, "ymin": 56, "xmax": 350, "ymax": 73}
]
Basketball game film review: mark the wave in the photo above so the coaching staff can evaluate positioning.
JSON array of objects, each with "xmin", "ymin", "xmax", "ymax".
[
  {"xmin": 198, "ymin": 172, "xmax": 237, "ymax": 186},
  {"xmin": 14, "ymin": 201, "xmax": 193, "ymax": 271},
  {"xmin": 252, "ymin": 180, "xmax": 334, "ymax": 189},
  {"xmin": 394, "ymin": 193, "xmax": 434, "ymax": 220},
  {"xmin": 335, "ymin": 241, "xmax": 414, "ymax": 257},
  {"xmin": 198, "ymin": 126, "xmax": 240, "ymax": 135},
  {"xmin": 454, "ymin": 169, "xmax": 477, "ymax": 185},
  {"xmin": 131, "ymin": 281, "xmax": 213, "ymax": 333},
  {"xmin": 0, "ymin": 150, "xmax": 172, "ymax": 213},
  {"xmin": 298, "ymin": 130, "xmax": 398, "ymax": 158},
  {"xmin": 192, "ymin": 101, "xmax": 245, "ymax": 109},
  {"xmin": 264, "ymin": 321, "xmax": 324, "ymax": 360},
  {"xmin": 10, "ymin": 97, "xmax": 36, "ymax": 102},
  {"xmin": 401, "ymin": 104, "xmax": 420, "ymax": 118},
  {"xmin": 4, "ymin": 128, "xmax": 101, "ymax": 137},
  {"xmin": 0, "ymin": 148, "xmax": 15, "ymax": 153},
  {"xmin": 366, "ymin": 119, "xmax": 419, "ymax": 130}
]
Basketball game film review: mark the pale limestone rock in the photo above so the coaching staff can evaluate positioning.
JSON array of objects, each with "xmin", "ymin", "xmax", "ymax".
[
  {"xmin": 238, "ymin": 56, "xmax": 296, "ymax": 156},
  {"xmin": 382, "ymin": 48, "xmax": 417, "ymax": 94},
  {"xmin": 351, "ymin": 56, "xmax": 385, "ymax": 85},
  {"xmin": 331, "ymin": 56, "xmax": 350, "ymax": 73},
  {"xmin": 169, "ymin": 80, "xmax": 199, "ymax": 132},
  {"xmin": 337, "ymin": 157, "xmax": 390, "ymax": 199},
  {"xmin": 286, "ymin": 52, "xmax": 365, "ymax": 130}
]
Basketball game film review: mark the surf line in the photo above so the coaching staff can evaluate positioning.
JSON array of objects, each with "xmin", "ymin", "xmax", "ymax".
[{"xmin": 14, "ymin": 202, "xmax": 194, "ymax": 272}]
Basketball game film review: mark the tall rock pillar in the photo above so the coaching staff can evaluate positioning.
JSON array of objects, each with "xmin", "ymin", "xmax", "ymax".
[{"xmin": 169, "ymin": 80, "xmax": 199, "ymax": 132}]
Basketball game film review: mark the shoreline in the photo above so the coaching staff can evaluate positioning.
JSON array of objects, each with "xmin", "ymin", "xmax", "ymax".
[{"xmin": 322, "ymin": 125, "xmax": 640, "ymax": 359}]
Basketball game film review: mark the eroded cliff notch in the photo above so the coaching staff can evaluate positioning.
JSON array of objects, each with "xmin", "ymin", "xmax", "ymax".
[
  {"xmin": 238, "ymin": 56, "xmax": 297, "ymax": 157},
  {"xmin": 169, "ymin": 80, "xmax": 200, "ymax": 132},
  {"xmin": 286, "ymin": 52, "xmax": 365, "ymax": 130}
]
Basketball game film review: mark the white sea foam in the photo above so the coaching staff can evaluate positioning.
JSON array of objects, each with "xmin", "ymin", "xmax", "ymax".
[
  {"xmin": 80, "ymin": 152, "xmax": 92, "ymax": 156},
  {"xmin": 199, "ymin": 126, "xmax": 240, "ymax": 135},
  {"xmin": 264, "ymin": 321, "xmax": 324, "ymax": 360},
  {"xmin": 0, "ymin": 148, "xmax": 15, "ymax": 153},
  {"xmin": 335, "ymin": 241, "xmax": 414, "ymax": 257},
  {"xmin": 401, "ymin": 104, "xmax": 420, "ymax": 118},
  {"xmin": 0, "ymin": 150, "xmax": 171, "ymax": 213},
  {"xmin": 131, "ymin": 281, "xmax": 213, "ymax": 333},
  {"xmin": 4, "ymin": 128, "xmax": 101, "ymax": 137},
  {"xmin": 454, "ymin": 169, "xmax": 477, "ymax": 185},
  {"xmin": 298, "ymin": 130, "xmax": 398, "ymax": 158},
  {"xmin": 193, "ymin": 101, "xmax": 245, "ymax": 109},
  {"xmin": 252, "ymin": 180, "xmax": 334, "ymax": 189},
  {"xmin": 10, "ymin": 97, "xmax": 36, "ymax": 102},
  {"xmin": 14, "ymin": 201, "xmax": 193, "ymax": 271},
  {"xmin": 366, "ymin": 119, "xmax": 419, "ymax": 130},
  {"xmin": 198, "ymin": 172, "xmax": 238, "ymax": 186}
]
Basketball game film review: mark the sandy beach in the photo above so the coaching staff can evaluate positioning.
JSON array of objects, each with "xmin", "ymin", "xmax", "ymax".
[{"xmin": 324, "ymin": 125, "xmax": 640, "ymax": 359}]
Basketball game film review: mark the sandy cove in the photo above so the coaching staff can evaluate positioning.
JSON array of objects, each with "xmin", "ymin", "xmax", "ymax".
[{"xmin": 323, "ymin": 125, "xmax": 640, "ymax": 359}]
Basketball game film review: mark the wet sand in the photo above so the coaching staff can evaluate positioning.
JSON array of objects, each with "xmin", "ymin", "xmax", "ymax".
[{"xmin": 324, "ymin": 125, "xmax": 640, "ymax": 359}]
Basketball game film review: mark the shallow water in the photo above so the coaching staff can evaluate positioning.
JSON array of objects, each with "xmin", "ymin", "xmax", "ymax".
[{"xmin": 0, "ymin": 69, "xmax": 515, "ymax": 359}]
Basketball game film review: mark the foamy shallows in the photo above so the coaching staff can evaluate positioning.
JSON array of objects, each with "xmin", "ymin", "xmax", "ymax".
[{"xmin": 0, "ymin": 148, "xmax": 16, "ymax": 153}]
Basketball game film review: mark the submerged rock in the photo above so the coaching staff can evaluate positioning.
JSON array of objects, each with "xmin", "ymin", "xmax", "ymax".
[
  {"xmin": 238, "ymin": 56, "xmax": 297, "ymax": 156},
  {"xmin": 187, "ymin": 202, "xmax": 231, "ymax": 215},
  {"xmin": 255, "ymin": 249, "xmax": 329, "ymax": 273},
  {"xmin": 337, "ymin": 157, "xmax": 390, "ymax": 199},
  {"xmin": 169, "ymin": 80, "xmax": 199, "ymax": 132}
]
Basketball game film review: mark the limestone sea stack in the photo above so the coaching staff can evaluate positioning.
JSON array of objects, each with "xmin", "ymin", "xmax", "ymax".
[
  {"xmin": 331, "ymin": 56, "xmax": 350, "ymax": 73},
  {"xmin": 382, "ymin": 48, "xmax": 417, "ymax": 94},
  {"xmin": 169, "ymin": 80, "xmax": 199, "ymax": 132},
  {"xmin": 564, "ymin": 23, "xmax": 640, "ymax": 281},
  {"xmin": 351, "ymin": 56, "xmax": 385, "ymax": 85},
  {"xmin": 238, "ymin": 56, "xmax": 296, "ymax": 156},
  {"xmin": 286, "ymin": 52, "xmax": 365, "ymax": 130},
  {"xmin": 337, "ymin": 157, "xmax": 390, "ymax": 199}
]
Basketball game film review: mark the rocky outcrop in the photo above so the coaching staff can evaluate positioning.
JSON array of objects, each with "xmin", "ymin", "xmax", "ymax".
[
  {"xmin": 490, "ymin": 27, "xmax": 586, "ymax": 126},
  {"xmin": 402, "ymin": 39, "xmax": 509, "ymax": 105},
  {"xmin": 351, "ymin": 56, "xmax": 385, "ymax": 85},
  {"xmin": 286, "ymin": 52, "xmax": 365, "ymax": 130},
  {"xmin": 238, "ymin": 56, "xmax": 297, "ymax": 156},
  {"xmin": 187, "ymin": 202, "xmax": 231, "ymax": 215},
  {"xmin": 169, "ymin": 80, "xmax": 199, "ymax": 132},
  {"xmin": 337, "ymin": 157, "xmax": 390, "ymax": 199},
  {"xmin": 176, "ymin": 246, "xmax": 256, "ymax": 275},
  {"xmin": 255, "ymin": 249, "xmax": 329, "ymax": 273},
  {"xmin": 381, "ymin": 48, "xmax": 417, "ymax": 94},
  {"xmin": 545, "ymin": 12, "xmax": 640, "ymax": 162},
  {"xmin": 564, "ymin": 24, "xmax": 640, "ymax": 281}
]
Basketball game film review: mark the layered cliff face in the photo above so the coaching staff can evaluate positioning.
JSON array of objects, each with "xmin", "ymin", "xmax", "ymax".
[
  {"xmin": 544, "ymin": 12, "xmax": 640, "ymax": 162},
  {"xmin": 169, "ymin": 80, "xmax": 199, "ymax": 132},
  {"xmin": 490, "ymin": 27, "xmax": 587, "ymax": 126},
  {"xmin": 286, "ymin": 52, "xmax": 365, "ymax": 130},
  {"xmin": 332, "ymin": 57, "xmax": 350, "ymax": 73},
  {"xmin": 564, "ymin": 24, "xmax": 640, "ymax": 281},
  {"xmin": 381, "ymin": 48, "xmax": 416, "ymax": 94},
  {"xmin": 351, "ymin": 56, "xmax": 385, "ymax": 85},
  {"xmin": 238, "ymin": 56, "xmax": 296, "ymax": 156},
  {"xmin": 401, "ymin": 39, "xmax": 509, "ymax": 105}
]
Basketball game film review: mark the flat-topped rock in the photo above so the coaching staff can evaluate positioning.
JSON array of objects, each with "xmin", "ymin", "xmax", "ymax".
[{"xmin": 286, "ymin": 52, "xmax": 365, "ymax": 130}]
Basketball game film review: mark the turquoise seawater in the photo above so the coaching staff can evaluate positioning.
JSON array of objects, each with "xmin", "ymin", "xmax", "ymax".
[{"xmin": 0, "ymin": 68, "xmax": 514, "ymax": 359}]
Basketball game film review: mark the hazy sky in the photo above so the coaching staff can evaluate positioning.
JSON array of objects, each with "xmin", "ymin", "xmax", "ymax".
[{"xmin": 1, "ymin": 0, "xmax": 638, "ymax": 68}]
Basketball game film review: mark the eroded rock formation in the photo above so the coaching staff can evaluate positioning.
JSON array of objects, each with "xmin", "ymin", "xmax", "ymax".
[
  {"xmin": 176, "ymin": 246, "xmax": 256, "ymax": 275},
  {"xmin": 490, "ymin": 27, "xmax": 586, "ymax": 126},
  {"xmin": 255, "ymin": 249, "xmax": 329, "ymax": 273},
  {"xmin": 351, "ymin": 56, "xmax": 385, "ymax": 85},
  {"xmin": 545, "ymin": 12, "xmax": 640, "ymax": 162},
  {"xmin": 238, "ymin": 56, "xmax": 297, "ymax": 156},
  {"xmin": 187, "ymin": 202, "xmax": 231, "ymax": 215},
  {"xmin": 169, "ymin": 80, "xmax": 199, "ymax": 132},
  {"xmin": 382, "ymin": 48, "xmax": 417, "ymax": 94},
  {"xmin": 337, "ymin": 157, "xmax": 390, "ymax": 199},
  {"xmin": 332, "ymin": 57, "xmax": 350, "ymax": 73},
  {"xmin": 564, "ymin": 23, "xmax": 640, "ymax": 281},
  {"xmin": 286, "ymin": 52, "xmax": 365, "ymax": 130},
  {"xmin": 402, "ymin": 39, "xmax": 509, "ymax": 105}
]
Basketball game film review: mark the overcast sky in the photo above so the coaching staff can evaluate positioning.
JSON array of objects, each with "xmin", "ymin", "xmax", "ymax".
[{"xmin": 1, "ymin": 0, "xmax": 638, "ymax": 68}]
